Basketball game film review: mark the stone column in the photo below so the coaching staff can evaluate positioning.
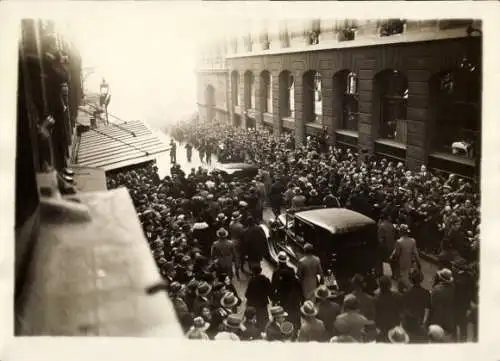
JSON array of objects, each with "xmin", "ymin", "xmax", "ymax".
[
  {"xmin": 239, "ymin": 72, "xmax": 246, "ymax": 129},
  {"xmin": 294, "ymin": 72, "xmax": 305, "ymax": 146},
  {"xmin": 330, "ymin": 73, "xmax": 343, "ymax": 143},
  {"xmin": 254, "ymin": 71, "xmax": 262, "ymax": 129},
  {"xmin": 321, "ymin": 71, "xmax": 334, "ymax": 139},
  {"xmin": 357, "ymin": 68, "xmax": 376, "ymax": 154},
  {"xmin": 272, "ymin": 71, "xmax": 281, "ymax": 139},
  {"xmin": 406, "ymin": 73, "xmax": 430, "ymax": 170}
]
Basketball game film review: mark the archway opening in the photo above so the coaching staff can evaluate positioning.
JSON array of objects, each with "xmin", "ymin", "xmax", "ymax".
[
  {"xmin": 303, "ymin": 70, "xmax": 322, "ymax": 124},
  {"xmin": 279, "ymin": 70, "xmax": 294, "ymax": 119}
]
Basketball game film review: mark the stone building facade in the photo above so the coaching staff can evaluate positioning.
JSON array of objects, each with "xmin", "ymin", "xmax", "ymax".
[{"xmin": 196, "ymin": 19, "xmax": 482, "ymax": 178}]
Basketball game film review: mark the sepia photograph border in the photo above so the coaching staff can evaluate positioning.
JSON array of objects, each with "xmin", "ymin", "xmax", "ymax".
[{"xmin": 1, "ymin": 1, "xmax": 499, "ymax": 361}]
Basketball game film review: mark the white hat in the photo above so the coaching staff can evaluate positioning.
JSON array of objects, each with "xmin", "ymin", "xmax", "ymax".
[{"xmin": 427, "ymin": 324, "xmax": 446, "ymax": 342}]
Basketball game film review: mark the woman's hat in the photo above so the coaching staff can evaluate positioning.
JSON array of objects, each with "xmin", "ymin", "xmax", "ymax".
[
  {"xmin": 279, "ymin": 321, "xmax": 295, "ymax": 337},
  {"xmin": 314, "ymin": 286, "xmax": 331, "ymax": 300},
  {"xmin": 277, "ymin": 251, "xmax": 289, "ymax": 263},
  {"xmin": 270, "ymin": 306, "xmax": 288, "ymax": 318},
  {"xmin": 436, "ymin": 268, "xmax": 454, "ymax": 284},
  {"xmin": 220, "ymin": 292, "xmax": 239, "ymax": 308},
  {"xmin": 300, "ymin": 300, "xmax": 318, "ymax": 318},
  {"xmin": 223, "ymin": 314, "xmax": 244, "ymax": 330},
  {"xmin": 388, "ymin": 326, "xmax": 410, "ymax": 344},
  {"xmin": 216, "ymin": 227, "xmax": 229, "ymax": 238},
  {"xmin": 196, "ymin": 282, "xmax": 212, "ymax": 297},
  {"xmin": 192, "ymin": 316, "xmax": 210, "ymax": 331}
]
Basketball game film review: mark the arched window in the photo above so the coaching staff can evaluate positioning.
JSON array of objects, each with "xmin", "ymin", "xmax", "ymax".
[
  {"xmin": 334, "ymin": 70, "xmax": 359, "ymax": 131},
  {"xmin": 231, "ymin": 71, "xmax": 239, "ymax": 106},
  {"xmin": 304, "ymin": 71, "xmax": 322, "ymax": 123},
  {"xmin": 261, "ymin": 71, "xmax": 272, "ymax": 113},
  {"xmin": 431, "ymin": 68, "xmax": 480, "ymax": 157},
  {"xmin": 375, "ymin": 69, "xmax": 408, "ymax": 141},
  {"xmin": 279, "ymin": 71, "xmax": 294, "ymax": 119}
]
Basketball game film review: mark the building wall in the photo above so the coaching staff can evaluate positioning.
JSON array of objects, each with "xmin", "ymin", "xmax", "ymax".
[
  {"xmin": 215, "ymin": 36, "xmax": 479, "ymax": 174},
  {"xmin": 196, "ymin": 70, "xmax": 230, "ymax": 123}
]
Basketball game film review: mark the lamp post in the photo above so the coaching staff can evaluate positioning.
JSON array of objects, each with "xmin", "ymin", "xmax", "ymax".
[{"xmin": 99, "ymin": 78, "xmax": 110, "ymax": 126}]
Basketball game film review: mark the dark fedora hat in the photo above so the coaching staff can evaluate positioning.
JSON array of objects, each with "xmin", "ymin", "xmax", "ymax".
[
  {"xmin": 220, "ymin": 292, "xmax": 239, "ymax": 308},
  {"xmin": 223, "ymin": 314, "xmax": 244, "ymax": 330}
]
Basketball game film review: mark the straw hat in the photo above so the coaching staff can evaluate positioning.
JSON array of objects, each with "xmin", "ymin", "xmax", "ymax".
[
  {"xmin": 388, "ymin": 326, "xmax": 409, "ymax": 344},
  {"xmin": 300, "ymin": 300, "xmax": 318, "ymax": 318}
]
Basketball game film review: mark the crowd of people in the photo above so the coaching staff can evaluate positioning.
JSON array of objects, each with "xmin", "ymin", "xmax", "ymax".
[{"xmin": 104, "ymin": 119, "xmax": 479, "ymax": 343}]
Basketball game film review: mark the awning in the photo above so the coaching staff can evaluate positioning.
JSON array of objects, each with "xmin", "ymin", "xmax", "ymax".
[{"xmin": 74, "ymin": 119, "xmax": 169, "ymax": 172}]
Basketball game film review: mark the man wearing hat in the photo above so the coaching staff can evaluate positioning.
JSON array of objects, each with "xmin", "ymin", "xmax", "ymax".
[
  {"xmin": 229, "ymin": 211, "xmax": 246, "ymax": 279},
  {"xmin": 429, "ymin": 268, "xmax": 456, "ymax": 338},
  {"xmin": 242, "ymin": 217, "xmax": 267, "ymax": 271},
  {"xmin": 334, "ymin": 294, "xmax": 370, "ymax": 341},
  {"xmin": 192, "ymin": 281, "xmax": 213, "ymax": 316},
  {"xmin": 271, "ymin": 252, "xmax": 303, "ymax": 331},
  {"xmin": 297, "ymin": 243, "xmax": 324, "ymax": 300},
  {"xmin": 390, "ymin": 223, "xmax": 421, "ymax": 288},
  {"xmin": 241, "ymin": 307, "xmax": 262, "ymax": 341},
  {"xmin": 297, "ymin": 300, "xmax": 327, "ymax": 342},
  {"xmin": 264, "ymin": 306, "xmax": 289, "ymax": 341},
  {"xmin": 186, "ymin": 316, "xmax": 210, "ymax": 340},
  {"xmin": 217, "ymin": 314, "xmax": 245, "ymax": 340},
  {"xmin": 245, "ymin": 264, "xmax": 273, "ymax": 332},
  {"xmin": 211, "ymin": 227, "xmax": 236, "ymax": 278},
  {"xmin": 314, "ymin": 286, "xmax": 341, "ymax": 339}
]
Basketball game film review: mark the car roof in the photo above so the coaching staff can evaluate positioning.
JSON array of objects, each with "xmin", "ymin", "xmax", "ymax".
[
  {"xmin": 293, "ymin": 208, "xmax": 376, "ymax": 235},
  {"xmin": 216, "ymin": 162, "xmax": 256, "ymax": 170}
]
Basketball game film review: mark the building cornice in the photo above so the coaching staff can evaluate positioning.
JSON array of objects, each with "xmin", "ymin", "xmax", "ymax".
[
  {"xmin": 196, "ymin": 68, "xmax": 229, "ymax": 74},
  {"xmin": 225, "ymin": 27, "xmax": 479, "ymax": 60}
]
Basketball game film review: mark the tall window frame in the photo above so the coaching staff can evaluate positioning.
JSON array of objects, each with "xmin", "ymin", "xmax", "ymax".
[
  {"xmin": 378, "ymin": 69, "xmax": 408, "ymax": 141},
  {"xmin": 432, "ymin": 68, "xmax": 480, "ymax": 157}
]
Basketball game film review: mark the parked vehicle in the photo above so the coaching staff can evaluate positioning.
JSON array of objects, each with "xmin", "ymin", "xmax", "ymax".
[
  {"xmin": 264, "ymin": 206, "xmax": 379, "ymax": 292},
  {"xmin": 212, "ymin": 163, "xmax": 259, "ymax": 181}
]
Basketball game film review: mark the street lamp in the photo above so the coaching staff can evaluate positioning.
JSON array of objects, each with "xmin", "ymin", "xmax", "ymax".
[{"xmin": 100, "ymin": 78, "xmax": 110, "ymax": 125}]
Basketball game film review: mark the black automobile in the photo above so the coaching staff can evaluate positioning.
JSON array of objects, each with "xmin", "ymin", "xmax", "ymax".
[
  {"xmin": 212, "ymin": 163, "xmax": 259, "ymax": 182},
  {"xmin": 265, "ymin": 206, "xmax": 379, "ymax": 292}
]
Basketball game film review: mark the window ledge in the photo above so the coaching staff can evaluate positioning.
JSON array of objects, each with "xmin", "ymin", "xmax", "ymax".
[
  {"xmin": 305, "ymin": 122, "xmax": 323, "ymax": 129},
  {"xmin": 375, "ymin": 138, "xmax": 407, "ymax": 150},
  {"xmin": 16, "ymin": 187, "xmax": 183, "ymax": 336},
  {"xmin": 335, "ymin": 129, "xmax": 359, "ymax": 138},
  {"xmin": 282, "ymin": 116, "xmax": 295, "ymax": 122},
  {"xmin": 429, "ymin": 152, "xmax": 476, "ymax": 167}
]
